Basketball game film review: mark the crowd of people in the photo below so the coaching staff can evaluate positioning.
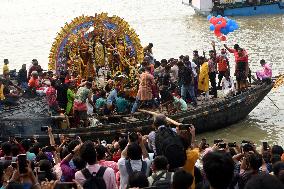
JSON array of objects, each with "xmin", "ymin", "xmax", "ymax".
[
  {"xmin": 0, "ymin": 115, "xmax": 283, "ymax": 189},
  {"xmin": 0, "ymin": 42, "xmax": 272, "ymax": 123}
]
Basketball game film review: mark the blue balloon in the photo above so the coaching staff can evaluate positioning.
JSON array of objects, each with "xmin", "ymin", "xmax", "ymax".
[
  {"xmin": 224, "ymin": 16, "xmax": 229, "ymax": 21},
  {"xmin": 234, "ymin": 23, "xmax": 239, "ymax": 30},
  {"xmin": 227, "ymin": 19, "xmax": 233, "ymax": 26},
  {"xmin": 223, "ymin": 29, "xmax": 230, "ymax": 35},
  {"xmin": 207, "ymin": 15, "xmax": 212, "ymax": 21},
  {"xmin": 217, "ymin": 15, "xmax": 222, "ymax": 18},
  {"xmin": 209, "ymin": 24, "xmax": 215, "ymax": 31},
  {"xmin": 220, "ymin": 27, "xmax": 226, "ymax": 34},
  {"xmin": 229, "ymin": 26, "xmax": 235, "ymax": 32}
]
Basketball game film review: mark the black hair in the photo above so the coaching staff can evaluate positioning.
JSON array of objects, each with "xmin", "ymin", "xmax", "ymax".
[
  {"xmin": 118, "ymin": 138, "xmax": 128, "ymax": 151},
  {"xmin": 260, "ymin": 59, "xmax": 266, "ymax": 64},
  {"xmin": 271, "ymin": 154, "xmax": 281, "ymax": 164},
  {"xmin": 172, "ymin": 169, "xmax": 194, "ymax": 189},
  {"xmin": 127, "ymin": 143, "xmax": 142, "ymax": 160},
  {"xmin": 246, "ymin": 153, "xmax": 263, "ymax": 171},
  {"xmin": 73, "ymin": 155, "xmax": 86, "ymax": 171},
  {"xmin": 36, "ymin": 152, "xmax": 48, "ymax": 162},
  {"xmin": 244, "ymin": 174, "xmax": 284, "ymax": 189},
  {"xmin": 272, "ymin": 145, "xmax": 283, "ymax": 156},
  {"xmin": 273, "ymin": 161, "xmax": 284, "ymax": 177},
  {"xmin": 262, "ymin": 151, "xmax": 271, "ymax": 164},
  {"xmin": 59, "ymin": 148, "xmax": 69, "ymax": 160},
  {"xmin": 203, "ymin": 152, "xmax": 234, "ymax": 189},
  {"xmin": 183, "ymin": 56, "xmax": 189, "ymax": 62},
  {"xmin": 96, "ymin": 145, "xmax": 107, "ymax": 161},
  {"xmin": 234, "ymin": 44, "xmax": 240, "ymax": 50},
  {"xmin": 145, "ymin": 66, "xmax": 151, "ymax": 72},
  {"xmin": 100, "ymin": 90, "xmax": 106, "ymax": 98},
  {"xmin": 149, "ymin": 43, "xmax": 153, "ymax": 47},
  {"xmin": 153, "ymin": 114, "xmax": 167, "ymax": 127},
  {"xmin": 67, "ymin": 139, "xmax": 80, "ymax": 153},
  {"xmin": 128, "ymin": 171, "xmax": 149, "ymax": 188},
  {"xmin": 1, "ymin": 142, "xmax": 12, "ymax": 156},
  {"xmin": 161, "ymin": 59, "xmax": 168, "ymax": 64},
  {"xmin": 80, "ymin": 141, "xmax": 97, "ymax": 165},
  {"xmin": 153, "ymin": 156, "xmax": 168, "ymax": 170},
  {"xmin": 21, "ymin": 139, "xmax": 32, "ymax": 152}
]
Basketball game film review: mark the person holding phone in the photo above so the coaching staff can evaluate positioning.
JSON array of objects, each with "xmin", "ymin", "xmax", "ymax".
[{"xmin": 7, "ymin": 156, "xmax": 41, "ymax": 189}]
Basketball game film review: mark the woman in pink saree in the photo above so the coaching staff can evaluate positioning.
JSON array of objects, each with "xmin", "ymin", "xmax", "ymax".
[{"xmin": 256, "ymin": 59, "xmax": 272, "ymax": 80}]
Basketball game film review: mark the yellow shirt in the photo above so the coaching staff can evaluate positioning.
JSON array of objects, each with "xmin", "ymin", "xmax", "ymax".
[
  {"xmin": 183, "ymin": 148, "xmax": 200, "ymax": 189},
  {"xmin": 0, "ymin": 84, "xmax": 5, "ymax": 100},
  {"xmin": 3, "ymin": 64, "xmax": 9, "ymax": 75}
]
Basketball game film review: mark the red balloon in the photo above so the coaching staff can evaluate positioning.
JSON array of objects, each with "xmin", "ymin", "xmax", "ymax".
[
  {"xmin": 211, "ymin": 18, "xmax": 218, "ymax": 25},
  {"xmin": 215, "ymin": 24, "xmax": 222, "ymax": 31},
  {"xmin": 220, "ymin": 20, "xmax": 227, "ymax": 28},
  {"xmin": 220, "ymin": 36, "xmax": 227, "ymax": 41},
  {"xmin": 214, "ymin": 30, "xmax": 222, "ymax": 37},
  {"xmin": 209, "ymin": 16, "xmax": 216, "ymax": 24}
]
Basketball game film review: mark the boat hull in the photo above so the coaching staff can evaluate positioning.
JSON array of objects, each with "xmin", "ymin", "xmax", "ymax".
[
  {"xmin": 190, "ymin": 2, "xmax": 284, "ymax": 16},
  {"xmin": 0, "ymin": 82, "xmax": 273, "ymax": 142}
]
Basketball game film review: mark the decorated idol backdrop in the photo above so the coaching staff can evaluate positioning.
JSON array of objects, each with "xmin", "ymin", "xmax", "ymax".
[{"xmin": 49, "ymin": 13, "xmax": 143, "ymax": 86}]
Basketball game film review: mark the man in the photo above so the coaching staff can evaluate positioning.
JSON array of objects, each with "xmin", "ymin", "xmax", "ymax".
[
  {"xmin": 55, "ymin": 74, "xmax": 68, "ymax": 111},
  {"xmin": 148, "ymin": 156, "xmax": 174, "ymax": 187},
  {"xmin": 172, "ymin": 169, "xmax": 194, "ymax": 189},
  {"xmin": 2, "ymin": 59, "xmax": 9, "ymax": 77},
  {"xmin": 202, "ymin": 151, "xmax": 235, "ymax": 189},
  {"xmin": 217, "ymin": 49, "xmax": 230, "ymax": 89},
  {"xmin": 17, "ymin": 64, "xmax": 28, "ymax": 91},
  {"xmin": 224, "ymin": 44, "xmax": 249, "ymax": 92},
  {"xmin": 221, "ymin": 71, "xmax": 235, "ymax": 97},
  {"xmin": 208, "ymin": 48, "xmax": 218, "ymax": 98},
  {"xmin": 170, "ymin": 59, "xmax": 179, "ymax": 84},
  {"xmin": 131, "ymin": 66, "xmax": 155, "ymax": 113},
  {"xmin": 179, "ymin": 57, "xmax": 197, "ymax": 106},
  {"xmin": 118, "ymin": 137, "xmax": 151, "ymax": 189},
  {"xmin": 75, "ymin": 141, "xmax": 117, "ymax": 189},
  {"xmin": 73, "ymin": 81, "xmax": 95, "ymax": 127},
  {"xmin": 28, "ymin": 71, "xmax": 39, "ymax": 93},
  {"xmin": 143, "ymin": 43, "xmax": 153, "ymax": 57},
  {"xmin": 28, "ymin": 59, "xmax": 42, "ymax": 78}
]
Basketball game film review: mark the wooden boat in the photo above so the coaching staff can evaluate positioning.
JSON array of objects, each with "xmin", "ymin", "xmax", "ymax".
[{"xmin": 0, "ymin": 80, "xmax": 275, "ymax": 142}]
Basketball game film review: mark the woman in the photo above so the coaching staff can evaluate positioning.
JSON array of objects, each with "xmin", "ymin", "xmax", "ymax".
[
  {"xmin": 256, "ymin": 59, "xmax": 272, "ymax": 81},
  {"xmin": 66, "ymin": 81, "xmax": 76, "ymax": 115},
  {"xmin": 198, "ymin": 58, "xmax": 209, "ymax": 99}
]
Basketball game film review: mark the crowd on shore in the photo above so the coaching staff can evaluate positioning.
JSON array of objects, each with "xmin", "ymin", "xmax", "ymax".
[
  {"xmin": 0, "ymin": 42, "xmax": 272, "ymax": 127},
  {"xmin": 0, "ymin": 115, "xmax": 283, "ymax": 189}
]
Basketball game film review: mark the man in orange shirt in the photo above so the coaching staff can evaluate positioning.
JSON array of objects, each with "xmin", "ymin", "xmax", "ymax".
[
  {"xmin": 217, "ymin": 49, "xmax": 230, "ymax": 89},
  {"xmin": 28, "ymin": 71, "xmax": 39, "ymax": 94}
]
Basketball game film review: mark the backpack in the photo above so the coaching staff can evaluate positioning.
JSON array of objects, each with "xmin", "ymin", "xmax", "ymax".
[
  {"xmin": 81, "ymin": 166, "xmax": 107, "ymax": 189},
  {"xmin": 155, "ymin": 127, "xmax": 186, "ymax": 170},
  {"xmin": 125, "ymin": 159, "xmax": 147, "ymax": 176},
  {"xmin": 151, "ymin": 171, "xmax": 172, "ymax": 189}
]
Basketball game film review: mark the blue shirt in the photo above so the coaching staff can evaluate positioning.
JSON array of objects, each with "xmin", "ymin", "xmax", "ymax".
[{"xmin": 107, "ymin": 89, "xmax": 117, "ymax": 105}]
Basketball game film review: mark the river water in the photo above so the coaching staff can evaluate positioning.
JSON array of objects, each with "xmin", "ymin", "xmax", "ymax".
[{"xmin": 0, "ymin": 0, "xmax": 283, "ymax": 145}]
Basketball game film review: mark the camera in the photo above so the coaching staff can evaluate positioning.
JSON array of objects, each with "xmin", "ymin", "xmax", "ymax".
[
  {"xmin": 41, "ymin": 126, "xmax": 49, "ymax": 132},
  {"xmin": 214, "ymin": 139, "xmax": 223, "ymax": 144},
  {"xmin": 218, "ymin": 143, "xmax": 227, "ymax": 149},
  {"xmin": 228, "ymin": 142, "xmax": 237, "ymax": 147}
]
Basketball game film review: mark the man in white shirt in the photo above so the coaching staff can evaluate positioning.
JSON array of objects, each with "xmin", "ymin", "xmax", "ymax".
[
  {"xmin": 221, "ymin": 71, "xmax": 235, "ymax": 97},
  {"xmin": 118, "ymin": 134, "xmax": 151, "ymax": 189}
]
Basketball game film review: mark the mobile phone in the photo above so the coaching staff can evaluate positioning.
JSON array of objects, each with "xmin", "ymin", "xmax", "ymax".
[
  {"xmin": 218, "ymin": 143, "xmax": 226, "ymax": 149},
  {"xmin": 228, "ymin": 142, "xmax": 236, "ymax": 147},
  {"xmin": 54, "ymin": 182, "xmax": 78, "ymax": 189},
  {"xmin": 17, "ymin": 154, "xmax": 27, "ymax": 174},
  {"xmin": 214, "ymin": 139, "xmax": 223, "ymax": 144},
  {"xmin": 41, "ymin": 126, "xmax": 49, "ymax": 132},
  {"xmin": 263, "ymin": 141, "xmax": 268, "ymax": 151},
  {"xmin": 179, "ymin": 124, "xmax": 191, "ymax": 130},
  {"xmin": 11, "ymin": 162, "xmax": 17, "ymax": 168}
]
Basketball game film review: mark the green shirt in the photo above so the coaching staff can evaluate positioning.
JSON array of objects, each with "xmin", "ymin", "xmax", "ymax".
[
  {"xmin": 115, "ymin": 97, "xmax": 129, "ymax": 113},
  {"xmin": 173, "ymin": 96, "xmax": 187, "ymax": 111},
  {"xmin": 96, "ymin": 97, "xmax": 107, "ymax": 110}
]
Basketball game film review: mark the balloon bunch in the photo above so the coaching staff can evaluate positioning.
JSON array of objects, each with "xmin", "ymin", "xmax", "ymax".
[{"xmin": 207, "ymin": 15, "xmax": 239, "ymax": 41}]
